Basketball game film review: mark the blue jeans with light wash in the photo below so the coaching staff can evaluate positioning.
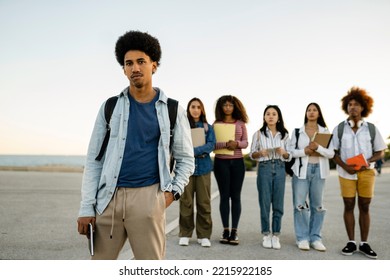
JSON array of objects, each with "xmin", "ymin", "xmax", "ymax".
[
  {"xmin": 292, "ymin": 163, "xmax": 326, "ymax": 243},
  {"xmin": 256, "ymin": 159, "xmax": 286, "ymax": 235}
]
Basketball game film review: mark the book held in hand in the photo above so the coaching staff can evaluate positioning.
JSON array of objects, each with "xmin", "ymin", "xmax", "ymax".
[
  {"xmin": 346, "ymin": 153, "xmax": 369, "ymax": 170},
  {"xmin": 311, "ymin": 132, "xmax": 333, "ymax": 157},
  {"xmin": 88, "ymin": 223, "xmax": 94, "ymax": 256},
  {"xmin": 191, "ymin": 127, "xmax": 206, "ymax": 147},
  {"xmin": 213, "ymin": 123, "xmax": 235, "ymax": 155}
]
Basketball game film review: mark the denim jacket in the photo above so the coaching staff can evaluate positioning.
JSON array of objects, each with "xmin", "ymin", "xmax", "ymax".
[
  {"xmin": 193, "ymin": 122, "xmax": 216, "ymax": 176},
  {"xmin": 79, "ymin": 87, "xmax": 194, "ymax": 217}
]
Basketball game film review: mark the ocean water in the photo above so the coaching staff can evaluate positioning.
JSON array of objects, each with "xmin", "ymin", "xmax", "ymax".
[{"xmin": 0, "ymin": 155, "xmax": 86, "ymax": 167}]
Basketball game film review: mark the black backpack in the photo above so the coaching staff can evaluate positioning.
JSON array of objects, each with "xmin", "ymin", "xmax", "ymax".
[
  {"xmin": 94, "ymin": 95, "xmax": 178, "ymax": 172},
  {"xmin": 285, "ymin": 128, "xmax": 301, "ymax": 177}
]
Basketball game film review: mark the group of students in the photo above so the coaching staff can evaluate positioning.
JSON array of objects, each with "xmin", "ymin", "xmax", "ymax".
[
  {"xmin": 77, "ymin": 30, "xmax": 386, "ymax": 260},
  {"xmin": 179, "ymin": 88, "xmax": 386, "ymax": 260}
]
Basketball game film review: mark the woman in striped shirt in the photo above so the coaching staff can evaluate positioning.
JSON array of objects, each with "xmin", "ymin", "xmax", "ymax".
[
  {"xmin": 213, "ymin": 95, "xmax": 249, "ymax": 245},
  {"xmin": 249, "ymin": 105, "xmax": 291, "ymax": 250}
]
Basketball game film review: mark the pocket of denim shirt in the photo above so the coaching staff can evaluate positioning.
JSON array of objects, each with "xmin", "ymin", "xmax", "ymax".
[{"xmin": 109, "ymin": 114, "xmax": 121, "ymax": 138}]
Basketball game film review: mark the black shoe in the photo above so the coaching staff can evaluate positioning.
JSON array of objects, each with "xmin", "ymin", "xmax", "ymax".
[
  {"xmin": 220, "ymin": 229, "xmax": 230, "ymax": 244},
  {"xmin": 341, "ymin": 242, "xmax": 357, "ymax": 255},
  {"xmin": 359, "ymin": 243, "xmax": 377, "ymax": 259},
  {"xmin": 229, "ymin": 229, "xmax": 239, "ymax": 245}
]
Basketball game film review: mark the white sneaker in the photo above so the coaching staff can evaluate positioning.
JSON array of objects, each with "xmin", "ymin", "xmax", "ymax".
[
  {"xmin": 311, "ymin": 240, "xmax": 326, "ymax": 252},
  {"xmin": 262, "ymin": 235, "xmax": 272, "ymax": 249},
  {"xmin": 197, "ymin": 238, "xmax": 211, "ymax": 247},
  {"xmin": 179, "ymin": 237, "xmax": 190, "ymax": 246},
  {"xmin": 297, "ymin": 240, "xmax": 310, "ymax": 251},
  {"xmin": 272, "ymin": 235, "xmax": 281, "ymax": 250}
]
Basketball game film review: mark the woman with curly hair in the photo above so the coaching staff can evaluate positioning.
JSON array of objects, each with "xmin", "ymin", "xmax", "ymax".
[
  {"xmin": 213, "ymin": 95, "xmax": 248, "ymax": 245},
  {"xmin": 332, "ymin": 86, "xmax": 386, "ymax": 259}
]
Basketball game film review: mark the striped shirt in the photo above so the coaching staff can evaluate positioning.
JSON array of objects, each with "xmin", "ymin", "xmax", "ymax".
[{"xmin": 249, "ymin": 127, "xmax": 290, "ymax": 162}]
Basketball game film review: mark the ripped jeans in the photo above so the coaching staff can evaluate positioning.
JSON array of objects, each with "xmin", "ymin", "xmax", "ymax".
[{"xmin": 292, "ymin": 163, "xmax": 326, "ymax": 243}]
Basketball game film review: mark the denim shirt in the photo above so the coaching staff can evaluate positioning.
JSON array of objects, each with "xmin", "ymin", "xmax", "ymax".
[
  {"xmin": 79, "ymin": 87, "xmax": 194, "ymax": 217},
  {"xmin": 193, "ymin": 122, "xmax": 216, "ymax": 176}
]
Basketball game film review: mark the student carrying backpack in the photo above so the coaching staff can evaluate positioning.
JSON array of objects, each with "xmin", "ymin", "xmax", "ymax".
[{"xmin": 95, "ymin": 95, "xmax": 179, "ymax": 172}]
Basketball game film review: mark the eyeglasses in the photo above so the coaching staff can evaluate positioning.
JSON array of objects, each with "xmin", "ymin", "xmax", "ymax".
[{"xmin": 223, "ymin": 104, "xmax": 234, "ymax": 108}]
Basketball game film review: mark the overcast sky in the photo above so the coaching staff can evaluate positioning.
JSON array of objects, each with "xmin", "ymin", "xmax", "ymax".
[{"xmin": 1, "ymin": 0, "xmax": 389, "ymax": 155}]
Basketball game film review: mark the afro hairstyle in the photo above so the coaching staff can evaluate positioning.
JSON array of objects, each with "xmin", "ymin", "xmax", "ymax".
[
  {"xmin": 341, "ymin": 86, "xmax": 374, "ymax": 118},
  {"xmin": 115, "ymin": 30, "xmax": 161, "ymax": 67}
]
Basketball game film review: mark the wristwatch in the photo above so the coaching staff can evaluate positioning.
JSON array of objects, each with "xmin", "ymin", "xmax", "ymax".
[{"xmin": 171, "ymin": 190, "xmax": 181, "ymax": 201}]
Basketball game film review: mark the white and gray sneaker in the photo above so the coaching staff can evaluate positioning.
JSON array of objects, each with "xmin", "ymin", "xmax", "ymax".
[
  {"xmin": 272, "ymin": 235, "xmax": 281, "ymax": 249},
  {"xmin": 179, "ymin": 237, "xmax": 190, "ymax": 246},
  {"xmin": 297, "ymin": 240, "xmax": 310, "ymax": 251},
  {"xmin": 311, "ymin": 240, "xmax": 326, "ymax": 252},
  {"xmin": 197, "ymin": 238, "xmax": 211, "ymax": 247},
  {"xmin": 262, "ymin": 235, "xmax": 272, "ymax": 249}
]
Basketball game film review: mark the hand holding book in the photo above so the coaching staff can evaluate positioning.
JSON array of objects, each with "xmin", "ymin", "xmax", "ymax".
[{"xmin": 346, "ymin": 154, "xmax": 369, "ymax": 171}]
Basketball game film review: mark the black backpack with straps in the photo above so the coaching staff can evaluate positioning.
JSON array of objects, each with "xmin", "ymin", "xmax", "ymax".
[
  {"xmin": 285, "ymin": 128, "xmax": 301, "ymax": 177},
  {"xmin": 95, "ymin": 96, "xmax": 178, "ymax": 172}
]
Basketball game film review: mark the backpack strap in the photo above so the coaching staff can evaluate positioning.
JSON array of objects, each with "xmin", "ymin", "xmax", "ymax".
[
  {"xmin": 167, "ymin": 98, "xmax": 178, "ymax": 150},
  {"xmin": 167, "ymin": 98, "xmax": 178, "ymax": 172},
  {"xmin": 203, "ymin": 122, "xmax": 209, "ymax": 133},
  {"xmin": 294, "ymin": 128, "xmax": 303, "ymax": 176},
  {"xmin": 367, "ymin": 122, "xmax": 376, "ymax": 151},
  {"xmin": 95, "ymin": 96, "xmax": 118, "ymax": 161},
  {"xmin": 337, "ymin": 121, "xmax": 345, "ymax": 151}
]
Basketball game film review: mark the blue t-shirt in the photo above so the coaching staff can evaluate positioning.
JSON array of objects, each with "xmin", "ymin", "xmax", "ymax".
[{"xmin": 117, "ymin": 91, "xmax": 160, "ymax": 187}]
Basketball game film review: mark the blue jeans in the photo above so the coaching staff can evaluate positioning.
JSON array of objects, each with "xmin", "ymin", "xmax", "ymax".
[
  {"xmin": 292, "ymin": 163, "xmax": 326, "ymax": 242},
  {"xmin": 256, "ymin": 159, "xmax": 286, "ymax": 235}
]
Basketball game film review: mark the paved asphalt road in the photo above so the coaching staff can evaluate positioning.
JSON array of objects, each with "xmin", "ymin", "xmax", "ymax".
[{"xmin": 0, "ymin": 168, "xmax": 389, "ymax": 260}]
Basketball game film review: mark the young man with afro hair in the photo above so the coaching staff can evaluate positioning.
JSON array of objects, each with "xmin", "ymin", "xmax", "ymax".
[
  {"xmin": 332, "ymin": 86, "xmax": 386, "ymax": 259},
  {"xmin": 77, "ymin": 30, "xmax": 194, "ymax": 260}
]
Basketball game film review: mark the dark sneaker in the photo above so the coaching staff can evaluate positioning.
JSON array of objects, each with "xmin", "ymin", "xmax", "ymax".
[
  {"xmin": 220, "ymin": 229, "xmax": 230, "ymax": 244},
  {"xmin": 341, "ymin": 242, "xmax": 357, "ymax": 256},
  {"xmin": 359, "ymin": 243, "xmax": 377, "ymax": 259},
  {"xmin": 229, "ymin": 229, "xmax": 239, "ymax": 245}
]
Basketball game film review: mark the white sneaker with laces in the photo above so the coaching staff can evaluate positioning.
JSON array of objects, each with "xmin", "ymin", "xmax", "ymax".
[
  {"xmin": 311, "ymin": 240, "xmax": 326, "ymax": 252},
  {"xmin": 262, "ymin": 235, "xmax": 272, "ymax": 249},
  {"xmin": 272, "ymin": 235, "xmax": 281, "ymax": 249},
  {"xmin": 197, "ymin": 238, "xmax": 211, "ymax": 247},
  {"xmin": 297, "ymin": 240, "xmax": 310, "ymax": 251},
  {"xmin": 179, "ymin": 237, "xmax": 190, "ymax": 246}
]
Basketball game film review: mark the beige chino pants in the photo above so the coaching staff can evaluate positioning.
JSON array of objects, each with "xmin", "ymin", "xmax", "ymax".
[{"xmin": 92, "ymin": 183, "xmax": 166, "ymax": 260}]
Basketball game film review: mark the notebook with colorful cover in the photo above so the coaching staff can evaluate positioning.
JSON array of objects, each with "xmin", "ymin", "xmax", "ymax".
[{"xmin": 346, "ymin": 153, "xmax": 369, "ymax": 170}]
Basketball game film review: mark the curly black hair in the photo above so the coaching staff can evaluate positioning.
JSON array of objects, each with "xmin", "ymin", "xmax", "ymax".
[
  {"xmin": 214, "ymin": 95, "xmax": 249, "ymax": 123},
  {"xmin": 115, "ymin": 30, "xmax": 161, "ymax": 67},
  {"xmin": 341, "ymin": 86, "xmax": 374, "ymax": 118}
]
